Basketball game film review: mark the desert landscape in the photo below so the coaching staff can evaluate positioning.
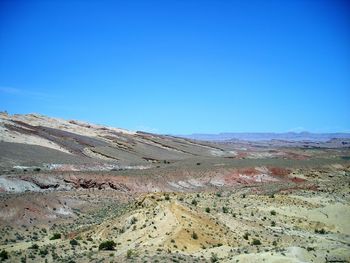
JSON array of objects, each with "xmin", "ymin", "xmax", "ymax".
[{"xmin": 0, "ymin": 112, "xmax": 349, "ymax": 262}]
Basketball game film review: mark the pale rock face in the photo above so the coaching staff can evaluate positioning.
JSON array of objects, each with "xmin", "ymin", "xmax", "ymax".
[{"xmin": 0, "ymin": 112, "xmax": 135, "ymax": 154}]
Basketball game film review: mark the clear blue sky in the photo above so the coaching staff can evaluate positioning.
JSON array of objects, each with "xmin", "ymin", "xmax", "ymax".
[{"xmin": 0, "ymin": 0, "xmax": 349, "ymax": 134}]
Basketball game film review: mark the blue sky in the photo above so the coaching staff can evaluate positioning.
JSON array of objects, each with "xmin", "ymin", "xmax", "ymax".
[{"xmin": 0, "ymin": 0, "xmax": 349, "ymax": 134}]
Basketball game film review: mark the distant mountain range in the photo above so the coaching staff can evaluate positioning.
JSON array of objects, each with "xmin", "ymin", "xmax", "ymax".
[{"xmin": 181, "ymin": 132, "xmax": 350, "ymax": 142}]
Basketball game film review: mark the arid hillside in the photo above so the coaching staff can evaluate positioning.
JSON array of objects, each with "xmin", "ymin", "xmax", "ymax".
[{"xmin": 0, "ymin": 113, "xmax": 349, "ymax": 263}]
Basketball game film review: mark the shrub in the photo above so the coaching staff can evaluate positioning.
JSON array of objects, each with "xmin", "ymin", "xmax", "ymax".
[
  {"xmin": 70, "ymin": 239, "xmax": 79, "ymax": 246},
  {"xmin": 127, "ymin": 249, "xmax": 135, "ymax": 258},
  {"xmin": 39, "ymin": 248, "xmax": 48, "ymax": 257},
  {"xmin": 205, "ymin": 207, "xmax": 210, "ymax": 213},
  {"xmin": 164, "ymin": 195, "xmax": 170, "ymax": 201},
  {"xmin": 271, "ymin": 221, "xmax": 276, "ymax": 227},
  {"xmin": 315, "ymin": 228, "xmax": 326, "ymax": 234},
  {"xmin": 222, "ymin": 207, "xmax": 228, "ymax": 213},
  {"xmin": 191, "ymin": 231, "xmax": 198, "ymax": 240},
  {"xmin": 270, "ymin": 210, "xmax": 276, "ymax": 216},
  {"xmin": 130, "ymin": 217, "xmax": 137, "ymax": 225},
  {"xmin": 252, "ymin": 239, "xmax": 261, "ymax": 245},
  {"xmin": 99, "ymin": 240, "xmax": 116, "ymax": 251},
  {"xmin": 216, "ymin": 192, "xmax": 222, "ymax": 197},
  {"xmin": 191, "ymin": 199, "xmax": 198, "ymax": 206},
  {"xmin": 0, "ymin": 250, "xmax": 9, "ymax": 260},
  {"xmin": 243, "ymin": 232, "xmax": 249, "ymax": 240},
  {"xmin": 210, "ymin": 253, "xmax": 219, "ymax": 262},
  {"xmin": 49, "ymin": 233, "xmax": 61, "ymax": 240},
  {"xmin": 29, "ymin": 244, "xmax": 39, "ymax": 249}
]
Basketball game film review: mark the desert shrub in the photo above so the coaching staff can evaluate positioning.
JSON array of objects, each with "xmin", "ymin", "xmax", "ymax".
[
  {"xmin": 315, "ymin": 228, "xmax": 326, "ymax": 234},
  {"xmin": 252, "ymin": 239, "xmax": 261, "ymax": 245},
  {"xmin": 191, "ymin": 232, "xmax": 198, "ymax": 240},
  {"xmin": 196, "ymin": 162, "xmax": 201, "ymax": 165},
  {"xmin": 216, "ymin": 192, "xmax": 222, "ymax": 197},
  {"xmin": 243, "ymin": 232, "xmax": 249, "ymax": 240},
  {"xmin": 127, "ymin": 249, "xmax": 135, "ymax": 258},
  {"xmin": 271, "ymin": 221, "xmax": 276, "ymax": 226},
  {"xmin": 272, "ymin": 240, "xmax": 277, "ymax": 246},
  {"xmin": 0, "ymin": 250, "xmax": 9, "ymax": 260},
  {"xmin": 210, "ymin": 253, "xmax": 219, "ymax": 262},
  {"xmin": 130, "ymin": 217, "xmax": 137, "ymax": 225},
  {"xmin": 29, "ymin": 244, "xmax": 39, "ymax": 250},
  {"xmin": 270, "ymin": 210, "xmax": 276, "ymax": 216},
  {"xmin": 222, "ymin": 207, "xmax": 228, "ymax": 213},
  {"xmin": 205, "ymin": 207, "xmax": 210, "ymax": 213},
  {"xmin": 49, "ymin": 233, "xmax": 61, "ymax": 240},
  {"xmin": 191, "ymin": 199, "xmax": 198, "ymax": 206},
  {"xmin": 39, "ymin": 248, "xmax": 48, "ymax": 257},
  {"xmin": 34, "ymin": 168, "xmax": 41, "ymax": 172},
  {"xmin": 164, "ymin": 195, "xmax": 170, "ymax": 201},
  {"xmin": 99, "ymin": 240, "xmax": 116, "ymax": 251},
  {"xmin": 70, "ymin": 239, "xmax": 79, "ymax": 246}
]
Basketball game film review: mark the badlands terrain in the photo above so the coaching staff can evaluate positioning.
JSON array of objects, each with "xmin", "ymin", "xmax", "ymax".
[{"xmin": 0, "ymin": 112, "xmax": 349, "ymax": 262}]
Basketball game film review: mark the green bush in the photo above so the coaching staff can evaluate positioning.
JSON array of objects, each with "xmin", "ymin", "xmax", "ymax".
[
  {"xmin": 222, "ymin": 207, "xmax": 228, "ymax": 213},
  {"xmin": 99, "ymin": 240, "xmax": 116, "ymax": 251},
  {"xmin": 39, "ymin": 248, "xmax": 48, "ymax": 257},
  {"xmin": 130, "ymin": 217, "xmax": 137, "ymax": 225},
  {"xmin": 191, "ymin": 231, "xmax": 198, "ymax": 240},
  {"xmin": 0, "ymin": 250, "xmax": 9, "ymax": 261},
  {"xmin": 243, "ymin": 232, "xmax": 249, "ymax": 240},
  {"xmin": 315, "ymin": 228, "xmax": 326, "ymax": 234},
  {"xmin": 210, "ymin": 253, "xmax": 219, "ymax": 262},
  {"xmin": 49, "ymin": 233, "xmax": 61, "ymax": 240},
  {"xmin": 127, "ymin": 249, "xmax": 135, "ymax": 258},
  {"xmin": 29, "ymin": 244, "xmax": 39, "ymax": 249},
  {"xmin": 191, "ymin": 199, "xmax": 198, "ymax": 206},
  {"xmin": 270, "ymin": 210, "xmax": 276, "ymax": 216},
  {"xmin": 70, "ymin": 239, "xmax": 79, "ymax": 246},
  {"xmin": 205, "ymin": 207, "xmax": 210, "ymax": 213},
  {"xmin": 252, "ymin": 239, "xmax": 261, "ymax": 245}
]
